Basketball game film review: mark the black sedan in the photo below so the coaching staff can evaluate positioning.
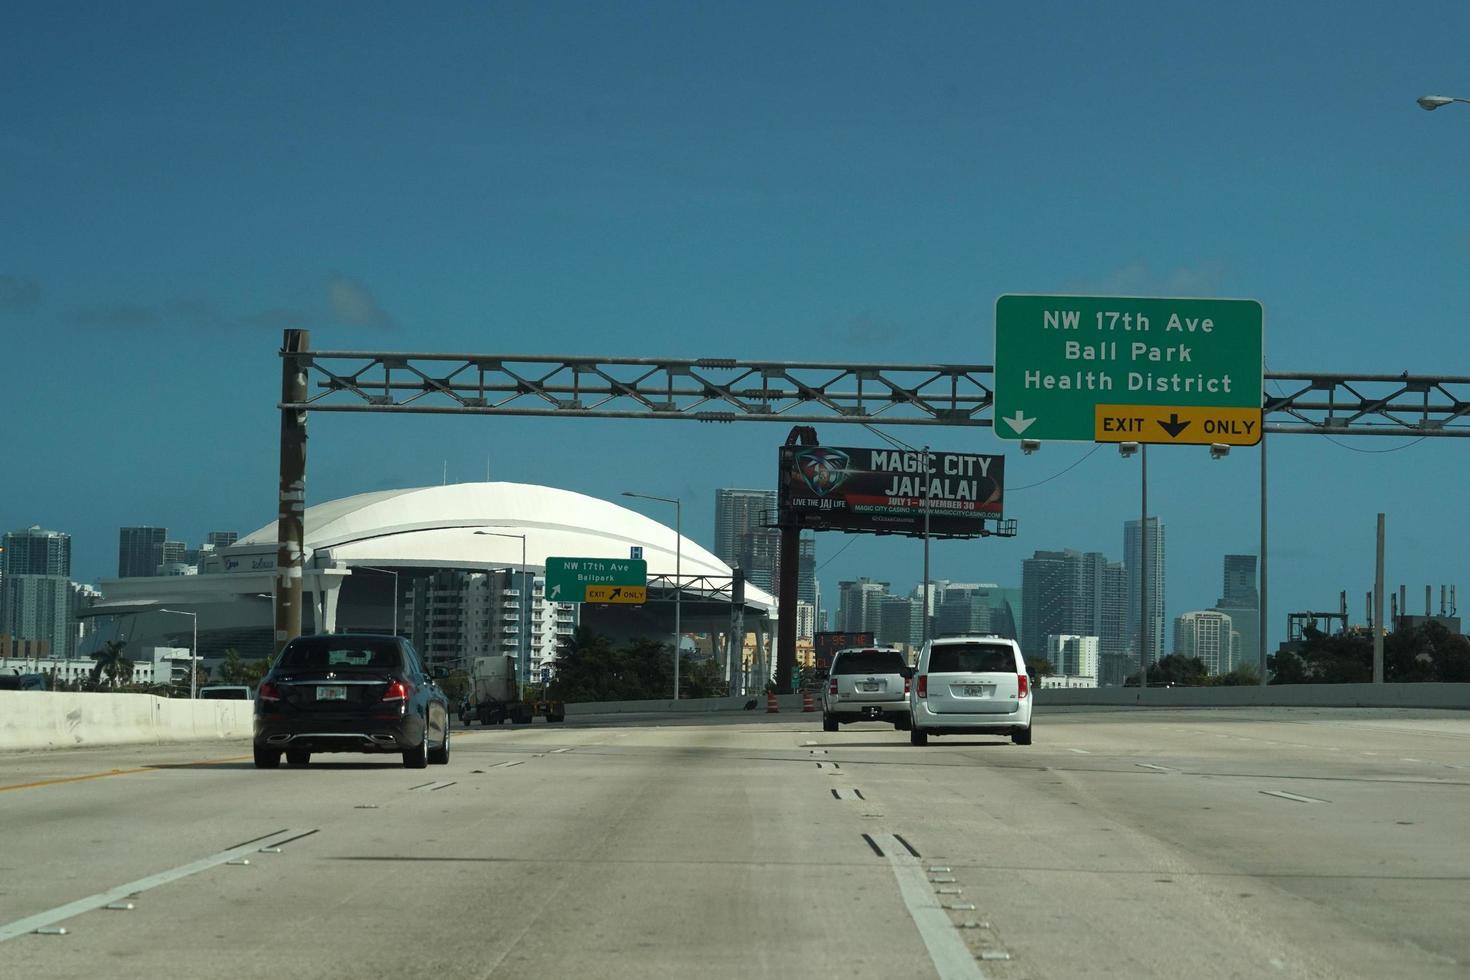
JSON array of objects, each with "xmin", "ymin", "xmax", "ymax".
[{"xmin": 253, "ymin": 634, "xmax": 451, "ymax": 769}]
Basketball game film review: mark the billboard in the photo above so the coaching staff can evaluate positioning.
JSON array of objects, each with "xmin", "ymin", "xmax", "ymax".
[{"xmin": 778, "ymin": 445, "xmax": 1004, "ymax": 537}]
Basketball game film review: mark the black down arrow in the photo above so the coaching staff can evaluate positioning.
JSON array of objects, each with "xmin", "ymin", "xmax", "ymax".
[{"xmin": 1157, "ymin": 413, "xmax": 1192, "ymax": 439}]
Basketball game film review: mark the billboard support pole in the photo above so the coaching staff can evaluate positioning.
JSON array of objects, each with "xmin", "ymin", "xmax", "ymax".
[
  {"xmin": 776, "ymin": 523, "xmax": 799, "ymax": 694},
  {"xmin": 775, "ymin": 426, "xmax": 819, "ymax": 695},
  {"xmin": 730, "ymin": 570, "xmax": 746, "ymax": 695},
  {"xmin": 275, "ymin": 328, "xmax": 310, "ymax": 656}
]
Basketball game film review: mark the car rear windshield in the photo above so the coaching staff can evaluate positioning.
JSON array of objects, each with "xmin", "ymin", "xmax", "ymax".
[
  {"xmin": 928, "ymin": 643, "xmax": 1016, "ymax": 674},
  {"xmin": 277, "ymin": 638, "xmax": 403, "ymax": 672},
  {"xmin": 832, "ymin": 649, "xmax": 907, "ymax": 674}
]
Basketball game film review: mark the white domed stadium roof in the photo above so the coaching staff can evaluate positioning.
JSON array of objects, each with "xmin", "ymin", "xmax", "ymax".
[{"xmin": 239, "ymin": 482, "xmax": 774, "ymax": 610}]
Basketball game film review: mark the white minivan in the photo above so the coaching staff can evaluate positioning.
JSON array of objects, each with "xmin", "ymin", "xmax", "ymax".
[{"xmin": 908, "ymin": 635, "xmax": 1032, "ymax": 746}]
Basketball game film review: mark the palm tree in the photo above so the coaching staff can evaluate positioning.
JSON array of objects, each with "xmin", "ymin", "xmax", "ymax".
[{"xmin": 90, "ymin": 640, "xmax": 134, "ymax": 690}]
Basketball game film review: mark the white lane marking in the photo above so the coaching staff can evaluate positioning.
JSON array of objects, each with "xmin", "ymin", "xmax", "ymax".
[
  {"xmin": 872, "ymin": 834, "xmax": 989, "ymax": 979},
  {"xmin": 1068, "ymin": 748, "xmax": 1090, "ymax": 754},
  {"xmin": 833, "ymin": 788, "xmax": 862, "ymax": 800},
  {"xmin": 550, "ymin": 748, "xmax": 572, "ymax": 754},
  {"xmin": 492, "ymin": 761, "xmax": 524, "ymax": 769},
  {"xmin": 1135, "ymin": 763, "xmax": 1170, "ymax": 772},
  {"xmin": 414, "ymin": 781, "xmax": 455, "ymax": 792},
  {"xmin": 1260, "ymin": 790, "xmax": 1331, "ymax": 805},
  {"xmin": 1399, "ymin": 758, "xmax": 1423, "ymax": 763},
  {"xmin": 0, "ymin": 829, "xmax": 307, "ymax": 942}
]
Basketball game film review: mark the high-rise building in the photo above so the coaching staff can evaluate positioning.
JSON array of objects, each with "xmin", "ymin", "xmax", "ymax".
[
  {"xmin": 795, "ymin": 601, "xmax": 817, "ymax": 641},
  {"xmin": 934, "ymin": 583, "xmax": 1023, "ymax": 640},
  {"xmin": 118, "ymin": 527, "xmax": 166, "ymax": 578},
  {"xmin": 1214, "ymin": 554, "xmax": 1259, "ymax": 673},
  {"xmin": 797, "ymin": 536, "xmax": 816, "ymax": 604},
  {"xmin": 1, "ymin": 526, "xmax": 73, "ymax": 662},
  {"xmin": 878, "ymin": 595, "xmax": 923, "ymax": 649},
  {"xmin": 1123, "ymin": 518, "xmax": 1166, "ymax": 668},
  {"xmin": 207, "ymin": 531, "xmax": 239, "ymax": 549},
  {"xmin": 1220, "ymin": 554, "xmax": 1257, "ymax": 607},
  {"xmin": 837, "ymin": 578, "xmax": 890, "ymax": 634},
  {"xmin": 1175, "ymin": 610, "xmax": 1237, "ymax": 674},
  {"xmin": 403, "ymin": 568, "xmax": 577, "ymax": 681},
  {"xmin": 1046, "ymin": 634, "xmax": 1100, "ymax": 679},
  {"xmin": 714, "ymin": 489, "xmax": 781, "ymax": 594},
  {"xmin": 1021, "ymin": 550, "xmax": 1128, "ymax": 681}
]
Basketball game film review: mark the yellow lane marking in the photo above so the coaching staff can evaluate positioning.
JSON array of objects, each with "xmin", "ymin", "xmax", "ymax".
[{"xmin": 0, "ymin": 755, "xmax": 253, "ymax": 794}]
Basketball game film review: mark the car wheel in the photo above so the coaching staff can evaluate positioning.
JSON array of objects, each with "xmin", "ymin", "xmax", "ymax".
[
  {"xmin": 285, "ymin": 747, "xmax": 311, "ymax": 766},
  {"xmin": 253, "ymin": 745, "xmax": 281, "ymax": 768},
  {"xmin": 822, "ymin": 713, "xmax": 838, "ymax": 733},
  {"xmin": 429, "ymin": 722, "xmax": 451, "ymax": 765},
  {"xmin": 909, "ymin": 727, "xmax": 928, "ymax": 746},
  {"xmin": 403, "ymin": 733, "xmax": 429, "ymax": 769},
  {"xmin": 1012, "ymin": 725, "xmax": 1033, "ymax": 746}
]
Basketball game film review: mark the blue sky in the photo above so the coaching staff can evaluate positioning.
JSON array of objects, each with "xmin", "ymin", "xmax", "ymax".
[{"xmin": 3, "ymin": 1, "xmax": 1467, "ymax": 652}]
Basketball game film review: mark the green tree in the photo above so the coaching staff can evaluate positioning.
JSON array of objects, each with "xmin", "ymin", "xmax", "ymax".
[
  {"xmin": 1206, "ymin": 666, "xmax": 1261, "ymax": 686},
  {"xmin": 1270, "ymin": 632, "xmax": 1371, "ymax": 684},
  {"xmin": 1028, "ymin": 657, "xmax": 1056, "ymax": 678},
  {"xmin": 217, "ymin": 649, "xmax": 247, "ymax": 684},
  {"xmin": 90, "ymin": 641, "xmax": 134, "ymax": 690}
]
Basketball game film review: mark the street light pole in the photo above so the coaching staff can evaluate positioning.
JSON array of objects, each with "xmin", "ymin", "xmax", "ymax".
[
  {"xmin": 922, "ymin": 445, "xmax": 932, "ymax": 649},
  {"xmin": 622, "ymin": 492, "xmax": 682, "ymax": 700},
  {"xmin": 158, "ymin": 609, "xmax": 199, "ymax": 699}
]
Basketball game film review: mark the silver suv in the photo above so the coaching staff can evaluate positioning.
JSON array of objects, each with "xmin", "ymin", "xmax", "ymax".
[{"xmin": 822, "ymin": 646, "xmax": 912, "ymax": 731}]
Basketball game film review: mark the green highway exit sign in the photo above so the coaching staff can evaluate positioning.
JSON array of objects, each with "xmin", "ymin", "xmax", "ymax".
[
  {"xmin": 993, "ymin": 295, "xmax": 1264, "ymax": 446},
  {"xmin": 545, "ymin": 557, "xmax": 647, "ymax": 603}
]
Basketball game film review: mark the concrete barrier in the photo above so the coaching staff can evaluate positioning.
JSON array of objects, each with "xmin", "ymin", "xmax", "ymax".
[
  {"xmin": 0, "ymin": 691, "xmax": 254, "ymax": 752},
  {"xmin": 1037, "ymin": 683, "xmax": 1470, "ymax": 710}
]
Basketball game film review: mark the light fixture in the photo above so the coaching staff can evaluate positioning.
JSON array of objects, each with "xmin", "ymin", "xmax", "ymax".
[
  {"xmin": 1418, "ymin": 95, "xmax": 1456, "ymax": 111},
  {"xmin": 1117, "ymin": 442, "xmax": 1139, "ymax": 459},
  {"xmin": 1020, "ymin": 439, "xmax": 1041, "ymax": 455},
  {"xmin": 1209, "ymin": 443, "xmax": 1231, "ymax": 460}
]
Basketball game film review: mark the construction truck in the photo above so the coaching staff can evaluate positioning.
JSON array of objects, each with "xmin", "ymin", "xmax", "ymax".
[{"xmin": 459, "ymin": 654, "xmax": 565, "ymax": 726}]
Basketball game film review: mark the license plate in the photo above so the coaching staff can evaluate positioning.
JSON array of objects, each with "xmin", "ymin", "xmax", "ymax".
[
  {"xmin": 858, "ymin": 682, "xmax": 880, "ymax": 692},
  {"xmin": 316, "ymin": 685, "xmax": 347, "ymax": 701},
  {"xmin": 960, "ymin": 685, "xmax": 994, "ymax": 697}
]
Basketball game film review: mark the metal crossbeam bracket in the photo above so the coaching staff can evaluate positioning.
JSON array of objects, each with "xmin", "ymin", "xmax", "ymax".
[{"xmin": 283, "ymin": 351, "xmax": 1470, "ymax": 438}]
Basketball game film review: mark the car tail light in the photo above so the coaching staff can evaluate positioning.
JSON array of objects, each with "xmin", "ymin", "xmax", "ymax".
[
  {"xmin": 1017, "ymin": 673, "xmax": 1029, "ymax": 699},
  {"xmin": 382, "ymin": 680, "xmax": 411, "ymax": 702},
  {"xmin": 904, "ymin": 676, "xmax": 911, "ymax": 696},
  {"xmin": 257, "ymin": 681, "xmax": 282, "ymax": 702},
  {"xmin": 828, "ymin": 678, "xmax": 838, "ymax": 695},
  {"xmin": 916, "ymin": 675, "xmax": 927, "ymax": 698}
]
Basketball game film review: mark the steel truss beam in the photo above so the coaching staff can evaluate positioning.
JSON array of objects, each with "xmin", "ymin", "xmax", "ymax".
[{"xmin": 283, "ymin": 351, "xmax": 1470, "ymax": 438}]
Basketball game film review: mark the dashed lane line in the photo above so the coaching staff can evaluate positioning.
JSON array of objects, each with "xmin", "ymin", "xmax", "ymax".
[{"xmin": 0, "ymin": 828, "xmax": 311, "ymax": 942}]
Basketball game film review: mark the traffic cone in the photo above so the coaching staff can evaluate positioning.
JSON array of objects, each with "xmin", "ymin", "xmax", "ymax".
[
  {"xmin": 766, "ymin": 690, "xmax": 779, "ymax": 713},
  {"xmin": 801, "ymin": 689, "xmax": 816, "ymax": 712}
]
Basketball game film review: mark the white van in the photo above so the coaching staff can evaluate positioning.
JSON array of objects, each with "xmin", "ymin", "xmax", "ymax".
[{"xmin": 908, "ymin": 635, "xmax": 1032, "ymax": 746}]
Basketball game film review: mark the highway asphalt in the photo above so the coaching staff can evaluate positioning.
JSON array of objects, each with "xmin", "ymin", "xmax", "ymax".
[{"xmin": 2, "ymin": 705, "xmax": 1468, "ymax": 978}]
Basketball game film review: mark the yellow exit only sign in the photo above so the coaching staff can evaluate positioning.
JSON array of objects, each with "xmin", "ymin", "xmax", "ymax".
[
  {"xmin": 585, "ymin": 585, "xmax": 647, "ymax": 604},
  {"xmin": 1093, "ymin": 404, "xmax": 1262, "ymax": 446}
]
